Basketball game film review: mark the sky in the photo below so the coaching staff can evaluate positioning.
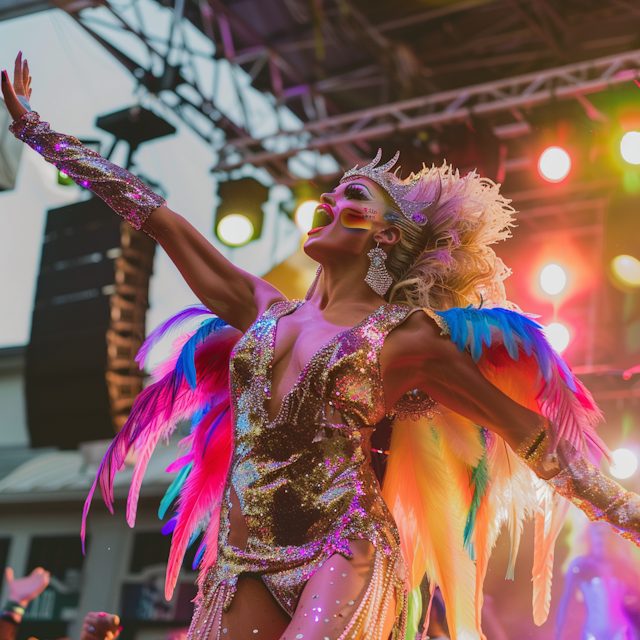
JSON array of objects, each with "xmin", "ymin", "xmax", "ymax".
[{"xmin": 0, "ymin": 7, "xmax": 331, "ymax": 352}]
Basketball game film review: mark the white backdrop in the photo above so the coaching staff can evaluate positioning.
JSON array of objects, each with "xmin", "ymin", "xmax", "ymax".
[{"xmin": 0, "ymin": 9, "xmax": 305, "ymax": 355}]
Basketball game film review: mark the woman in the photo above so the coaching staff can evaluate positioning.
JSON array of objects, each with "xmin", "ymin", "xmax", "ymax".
[
  {"xmin": 3, "ymin": 54, "xmax": 639, "ymax": 640},
  {"xmin": 556, "ymin": 523, "xmax": 640, "ymax": 640}
]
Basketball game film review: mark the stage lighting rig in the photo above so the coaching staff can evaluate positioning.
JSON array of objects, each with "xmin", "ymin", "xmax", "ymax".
[
  {"xmin": 540, "ymin": 264, "xmax": 567, "ymax": 296},
  {"xmin": 610, "ymin": 448, "xmax": 638, "ymax": 480},
  {"xmin": 215, "ymin": 177, "xmax": 269, "ymax": 247},
  {"xmin": 280, "ymin": 179, "xmax": 334, "ymax": 234},
  {"xmin": 545, "ymin": 322, "xmax": 571, "ymax": 353},
  {"xmin": 621, "ymin": 132, "xmax": 640, "ymax": 166},
  {"xmin": 538, "ymin": 146, "xmax": 572, "ymax": 183}
]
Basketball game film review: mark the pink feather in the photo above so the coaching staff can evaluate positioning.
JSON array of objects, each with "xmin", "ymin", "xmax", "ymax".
[
  {"xmin": 82, "ymin": 323, "xmax": 241, "ymax": 575},
  {"xmin": 165, "ymin": 404, "xmax": 233, "ymax": 599}
]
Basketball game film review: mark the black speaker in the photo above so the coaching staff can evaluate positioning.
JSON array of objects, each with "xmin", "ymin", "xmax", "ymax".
[
  {"xmin": 26, "ymin": 198, "xmax": 121, "ymax": 448},
  {"xmin": 26, "ymin": 196, "xmax": 155, "ymax": 449}
]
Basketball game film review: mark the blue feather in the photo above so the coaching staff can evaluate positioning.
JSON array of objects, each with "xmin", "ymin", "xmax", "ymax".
[
  {"xmin": 136, "ymin": 305, "xmax": 214, "ymax": 370},
  {"xmin": 178, "ymin": 317, "xmax": 229, "ymax": 391},
  {"xmin": 158, "ymin": 461, "xmax": 193, "ymax": 519},
  {"xmin": 187, "ymin": 529, "xmax": 200, "ymax": 549},
  {"xmin": 192, "ymin": 541, "xmax": 206, "ymax": 570},
  {"xmin": 437, "ymin": 307, "xmax": 554, "ymax": 371},
  {"xmin": 162, "ymin": 515, "xmax": 178, "ymax": 535}
]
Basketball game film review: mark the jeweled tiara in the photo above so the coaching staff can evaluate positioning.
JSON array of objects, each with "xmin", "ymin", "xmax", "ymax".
[{"xmin": 340, "ymin": 149, "xmax": 435, "ymax": 225}]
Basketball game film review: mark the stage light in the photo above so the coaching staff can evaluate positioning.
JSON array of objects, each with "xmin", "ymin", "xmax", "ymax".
[
  {"xmin": 611, "ymin": 254, "xmax": 640, "ymax": 288},
  {"xmin": 610, "ymin": 448, "xmax": 638, "ymax": 480},
  {"xmin": 295, "ymin": 200, "xmax": 320, "ymax": 233},
  {"xmin": 217, "ymin": 214, "xmax": 254, "ymax": 247},
  {"xmin": 215, "ymin": 177, "xmax": 269, "ymax": 246},
  {"xmin": 621, "ymin": 132, "xmax": 640, "ymax": 165},
  {"xmin": 538, "ymin": 146, "xmax": 571, "ymax": 183},
  {"xmin": 540, "ymin": 264, "xmax": 567, "ymax": 295},
  {"xmin": 545, "ymin": 322, "xmax": 570, "ymax": 353}
]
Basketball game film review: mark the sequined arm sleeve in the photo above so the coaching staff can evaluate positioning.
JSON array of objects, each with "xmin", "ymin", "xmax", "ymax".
[
  {"xmin": 548, "ymin": 456, "xmax": 640, "ymax": 545},
  {"xmin": 9, "ymin": 111, "xmax": 165, "ymax": 230}
]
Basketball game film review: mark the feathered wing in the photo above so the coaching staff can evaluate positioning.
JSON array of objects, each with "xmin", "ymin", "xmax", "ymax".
[
  {"xmin": 383, "ymin": 305, "xmax": 608, "ymax": 636},
  {"xmin": 436, "ymin": 306, "xmax": 608, "ymax": 461},
  {"xmin": 437, "ymin": 306, "xmax": 608, "ymax": 624},
  {"xmin": 382, "ymin": 414, "xmax": 478, "ymax": 640},
  {"xmin": 82, "ymin": 306, "xmax": 241, "ymax": 599}
]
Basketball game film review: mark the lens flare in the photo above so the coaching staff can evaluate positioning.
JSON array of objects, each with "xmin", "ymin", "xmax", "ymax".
[
  {"xmin": 611, "ymin": 254, "xmax": 640, "ymax": 288},
  {"xmin": 217, "ymin": 214, "xmax": 254, "ymax": 246},
  {"xmin": 544, "ymin": 322, "xmax": 570, "ymax": 353},
  {"xmin": 621, "ymin": 131, "xmax": 640, "ymax": 165},
  {"xmin": 295, "ymin": 200, "xmax": 320, "ymax": 233},
  {"xmin": 610, "ymin": 448, "xmax": 638, "ymax": 480},
  {"xmin": 540, "ymin": 264, "xmax": 567, "ymax": 295},
  {"xmin": 538, "ymin": 146, "xmax": 571, "ymax": 183}
]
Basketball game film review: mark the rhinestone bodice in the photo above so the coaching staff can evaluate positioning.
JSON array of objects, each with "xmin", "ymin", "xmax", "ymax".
[{"xmin": 204, "ymin": 300, "xmax": 427, "ymax": 615}]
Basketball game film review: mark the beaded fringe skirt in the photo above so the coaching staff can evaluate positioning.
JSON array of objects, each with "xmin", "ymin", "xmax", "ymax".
[{"xmin": 186, "ymin": 545, "xmax": 408, "ymax": 640}]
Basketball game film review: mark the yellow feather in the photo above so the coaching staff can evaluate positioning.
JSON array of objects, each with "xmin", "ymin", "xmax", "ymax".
[
  {"xmin": 431, "ymin": 410, "xmax": 485, "ymax": 467},
  {"xmin": 383, "ymin": 418, "xmax": 479, "ymax": 640},
  {"xmin": 532, "ymin": 485, "xmax": 570, "ymax": 625}
]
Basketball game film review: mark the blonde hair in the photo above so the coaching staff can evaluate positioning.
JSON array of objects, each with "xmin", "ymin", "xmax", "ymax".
[{"xmin": 381, "ymin": 163, "xmax": 516, "ymax": 311}]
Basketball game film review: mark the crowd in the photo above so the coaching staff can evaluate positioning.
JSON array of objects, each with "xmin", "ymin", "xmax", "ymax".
[{"xmin": 0, "ymin": 567, "xmax": 120, "ymax": 640}]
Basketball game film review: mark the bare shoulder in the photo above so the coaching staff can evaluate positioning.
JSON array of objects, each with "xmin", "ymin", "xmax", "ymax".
[{"xmin": 384, "ymin": 307, "xmax": 448, "ymax": 362}]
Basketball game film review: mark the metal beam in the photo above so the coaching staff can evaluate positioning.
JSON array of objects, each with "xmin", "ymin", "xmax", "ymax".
[
  {"xmin": 0, "ymin": 0, "xmax": 50, "ymax": 22},
  {"xmin": 216, "ymin": 48, "xmax": 640, "ymax": 171}
]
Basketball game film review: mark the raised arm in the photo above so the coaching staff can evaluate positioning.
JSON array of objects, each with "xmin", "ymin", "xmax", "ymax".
[
  {"xmin": 384, "ymin": 307, "xmax": 640, "ymax": 548},
  {"xmin": 383, "ymin": 311, "xmax": 549, "ymax": 467},
  {"xmin": 2, "ymin": 54, "xmax": 284, "ymax": 331},
  {"xmin": 140, "ymin": 206, "xmax": 284, "ymax": 330}
]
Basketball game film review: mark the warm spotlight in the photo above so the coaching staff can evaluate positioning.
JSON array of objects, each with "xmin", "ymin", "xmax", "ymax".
[
  {"xmin": 621, "ymin": 132, "xmax": 640, "ymax": 165},
  {"xmin": 610, "ymin": 448, "xmax": 638, "ymax": 480},
  {"xmin": 545, "ymin": 322, "xmax": 570, "ymax": 353},
  {"xmin": 538, "ymin": 146, "xmax": 571, "ymax": 183},
  {"xmin": 540, "ymin": 264, "xmax": 567, "ymax": 295},
  {"xmin": 217, "ymin": 214, "xmax": 254, "ymax": 247},
  {"xmin": 611, "ymin": 254, "xmax": 640, "ymax": 288},
  {"xmin": 295, "ymin": 200, "xmax": 320, "ymax": 233}
]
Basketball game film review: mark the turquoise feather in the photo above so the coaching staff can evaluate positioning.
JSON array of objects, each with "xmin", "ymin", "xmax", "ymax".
[
  {"xmin": 463, "ymin": 431, "xmax": 491, "ymax": 559},
  {"xmin": 159, "ymin": 461, "xmax": 194, "ymax": 519}
]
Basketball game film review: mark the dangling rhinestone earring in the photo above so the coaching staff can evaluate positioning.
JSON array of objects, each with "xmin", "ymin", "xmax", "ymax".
[
  {"xmin": 365, "ymin": 243, "xmax": 393, "ymax": 296},
  {"xmin": 305, "ymin": 265, "xmax": 322, "ymax": 301}
]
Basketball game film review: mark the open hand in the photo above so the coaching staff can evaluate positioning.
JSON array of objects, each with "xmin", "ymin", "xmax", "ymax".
[
  {"xmin": 5, "ymin": 566, "xmax": 50, "ymax": 607},
  {"xmin": 1, "ymin": 51, "xmax": 32, "ymax": 122},
  {"xmin": 81, "ymin": 611, "xmax": 122, "ymax": 640}
]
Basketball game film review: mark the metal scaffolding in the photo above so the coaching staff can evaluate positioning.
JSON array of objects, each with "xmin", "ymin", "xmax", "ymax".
[{"xmin": 217, "ymin": 49, "xmax": 640, "ymax": 171}]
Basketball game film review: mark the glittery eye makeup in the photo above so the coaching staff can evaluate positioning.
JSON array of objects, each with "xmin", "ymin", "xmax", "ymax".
[
  {"xmin": 344, "ymin": 183, "xmax": 371, "ymax": 201},
  {"xmin": 339, "ymin": 183, "xmax": 378, "ymax": 230}
]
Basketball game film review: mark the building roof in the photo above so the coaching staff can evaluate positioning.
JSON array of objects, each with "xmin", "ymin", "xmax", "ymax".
[{"xmin": 0, "ymin": 438, "xmax": 176, "ymax": 503}]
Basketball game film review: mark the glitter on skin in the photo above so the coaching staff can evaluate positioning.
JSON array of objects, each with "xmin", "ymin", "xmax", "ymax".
[{"xmin": 339, "ymin": 208, "xmax": 375, "ymax": 231}]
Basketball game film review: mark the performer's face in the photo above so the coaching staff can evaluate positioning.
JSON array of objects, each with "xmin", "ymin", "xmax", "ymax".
[{"xmin": 304, "ymin": 177, "xmax": 396, "ymax": 260}]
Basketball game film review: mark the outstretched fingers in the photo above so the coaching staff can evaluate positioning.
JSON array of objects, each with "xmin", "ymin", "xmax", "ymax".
[
  {"xmin": 13, "ymin": 51, "xmax": 25, "ymax": 95},
  {"xmin": 23, "ymin": 58, "xmax": 31, "ymax": 99}
]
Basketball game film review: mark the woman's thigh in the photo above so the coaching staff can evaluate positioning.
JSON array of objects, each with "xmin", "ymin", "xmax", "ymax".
[
  {"xmin": 216, "ymin": 574, "xmax": 291, "ymax": 640},
  {"xmin": 281, "ymin": 540, "xmax": 397, "ymax": 640}
]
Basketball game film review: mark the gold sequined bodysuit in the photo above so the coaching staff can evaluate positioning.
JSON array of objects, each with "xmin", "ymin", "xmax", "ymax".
[{"xmin": 190, "ymin": 300, "xmax": 436, "ymax": 640}]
